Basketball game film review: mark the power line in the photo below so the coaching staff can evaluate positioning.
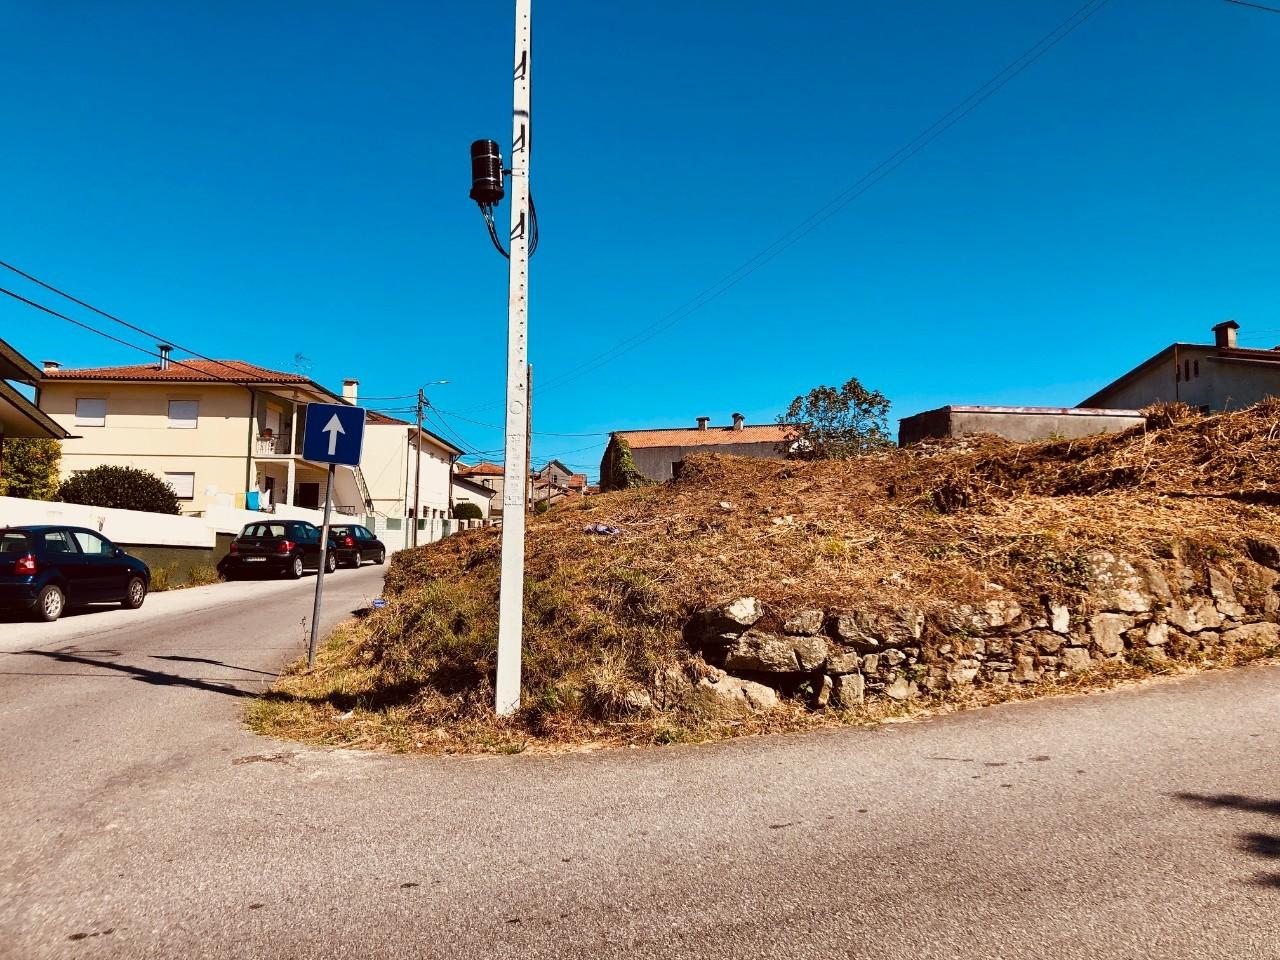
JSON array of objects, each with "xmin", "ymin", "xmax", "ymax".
[
  {"xmin": 1223, "ymin": 0, "xmax": 1280, "ymax": 14},
  {"xmin": 508, "ymin": 0, "xmax": 1115, "ymax": 401},
  {"xmin": 431, "ymin": 404, "xmax": 609, "ymax": 437}
]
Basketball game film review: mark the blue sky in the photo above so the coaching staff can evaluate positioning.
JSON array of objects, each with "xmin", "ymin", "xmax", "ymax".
[{"xmin": 3, "ymin": 1, "xmax": 1278, "ymax": 479}]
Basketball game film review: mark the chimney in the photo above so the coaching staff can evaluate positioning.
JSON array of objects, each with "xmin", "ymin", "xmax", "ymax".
[
  {"xmin": 157, "ymin": 343, "xmax": 172, "ymax": 371},
  {"xmin": 696, "ymin": 416, "xmax": 709, "ymax": 431},
  {"xmin": 42, "ymin": 360, "xmax": 60, "ymax": 372},
  {"xmin": 342, "ymin": 378, "xmax": 359, "ymax": 403},
  {"xmin": 732, "ymin": 412, "xmax": 744, "ymax": 431},
  {"xmin": 1212, "ymin": 320, "xmax": 1239, "ymax": 350}
]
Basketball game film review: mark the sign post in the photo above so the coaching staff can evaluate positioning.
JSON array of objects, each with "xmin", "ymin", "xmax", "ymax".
[{"xmin": 301, "ymin": 402, "xmax": 367, "ymax": 668}]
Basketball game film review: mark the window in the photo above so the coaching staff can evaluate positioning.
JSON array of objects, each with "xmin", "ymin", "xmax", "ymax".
[
  {"xmin": 243, "ymin": 523, "xmax": 288, "ymax": 538},
  {"xmin": 72, "ymin": 531, "xmax": 114, "ymax": 556},
  {"xmin": 41, "ymin": 530, "xmax": 78, "ymax": 554},
  {"xmin": 1194, "ymin": 360, "xmax": 1200, "ymax": 378},
  {"xmin": 75, "ymin": 398, "xmax": 106, "ymax": 427},
  {"xmin": 165, "ymin": 472, "xmax": 196, "ymax": 500},
  {"xmin": 168, "ymin": 400, "xmax": 199, "ymax": 429},
  {"xmin": 482, "ymin": 479, "xmax": 493, "ymax": 489},
  {"xmin": 0, "ymin": 532, "xmax": 32, "ymax": 555}
]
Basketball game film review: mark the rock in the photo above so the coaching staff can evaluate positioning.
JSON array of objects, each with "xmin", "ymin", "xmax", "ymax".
[
  {"xmin": 813, "ymin": 674, "xmax": 833, "ymax": 709},
  {"xmin": 703, "ymin": 597, "xmax": 764, "ymax": 638},
  {"xmin": 883, "ymin": 649, "xmax": 907, "ymax": 668},
  {"xmin": 1207, "ymin": 567, "xmax": 1247, "ymax": 619},
  {"xmin": 1167, "ymin": 600, "xmax": 1224, "ymax": 634},
  {"xmin": 1061, "ymin": 647, "xmax": 1091, "ymax": 673},
  {"xmin": 986, "ymin": 638, "xmax": 1011, "ymax": 659},
  {"xmin": 832, "ymin": 672, "xmax": 865, "ymax": 707},
  {"xmin": 1048, "ymin": 602, "xmax": 1071, "ymax": 634},
  {"xmin": 827, "ymin": 649, "xmax": 863, "ymax": 674},
  {"xmin": 1012, "ymin": 656, "xmax": 1039, "ymax": 683},
  {"xmin": 948, "ymin": 660, "xmax": 980, "ymax": 684},
  {"xmin": 1029, "ymin": 631, "xmax": 1065, "ymax": 655},
  {"xmin": 1221, "ymin": 622, "xmax": 1280, "ymax": 649},
  {"xmin": 832, "ymin": 607, "xmax": 924, "ymax": 649},
  {"xmin": 697, "ymin": 674, "xmax": 779, "ymax": 711},
  {"xmin": 884, "ymin": 676, "xmax": 912, "ymax": 700},
  {"xmin": 861, "ymin": 653, "xmax": 880, "ymax": 674},
  {"xmin": 987, "ymin": 661, "xmax": 1015, "ymax": 672},
  {"xmin": 783, "ymin": 609, "xmax": 825, "ymax": 636},
  {"xmin": 1246, "ymin": 537, "xmax": 1280, "ymax": 570},
  {"xmin": 723, "ymin": 631, "xmax": 828, "ymax": 673},
  {"xmin": 1090, "ymin": 613, "xmax": 1135, "ymax": 655},
  {"xmin": 1143, "ymin": 621, "xmax": 1170, "ymax": 647},
  {"xmin": 1145, "ymin": 646, "xmax": 1169, "ymax": 661},
  {"xmin": 622, "ymin": 689, "xmax": 654, "ymax": 713},
  {"xmin": 1135, "ymin": 561, "xmax": 1173, "ymax": 604},
  {"xmin": 1083, "ymin": 550, "xmax": 1151, "ymax": 613}
]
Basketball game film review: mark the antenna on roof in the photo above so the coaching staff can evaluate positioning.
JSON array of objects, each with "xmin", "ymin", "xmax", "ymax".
[{"xmin": 292, "ymin": 352, "xmax": 313, "ymax": 375}]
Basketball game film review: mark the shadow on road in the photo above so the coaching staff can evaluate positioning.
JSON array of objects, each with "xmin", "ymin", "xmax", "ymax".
[
  {"xmin": 18, "ymin": 649, "xmax": 256, "ymax": 698},
  {"xmin": 151, "ymin": 654, "xmax": 277, "ymax": 677},
  {"xmin": 1173, "ymin": 792, "xmax": 1280, "ymax": 889}
]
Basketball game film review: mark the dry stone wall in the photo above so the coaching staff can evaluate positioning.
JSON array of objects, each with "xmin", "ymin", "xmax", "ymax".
[{"xmin": 686, "ymin": 540, "xmax": 1280, "ymax": 713}]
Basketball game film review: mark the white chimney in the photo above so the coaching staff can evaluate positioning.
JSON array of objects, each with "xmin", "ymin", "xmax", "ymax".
[
  {"xmin": 696, "ymin": 416, "xmax": 710, "ymax": 431},
  {"xmin": 342, "ymin": 378, "xmax": 359, "ymax": 403},
  {"xmin": 157, "ymin": 343, "xmax": 172, "ymax": 371},
  {"xmin": 42, "ymin": 360, "xmax": 60, "ymax": 371},
  {"xmin": 732, "ymin": 412, "xmax": 744, "ymax": 431}
]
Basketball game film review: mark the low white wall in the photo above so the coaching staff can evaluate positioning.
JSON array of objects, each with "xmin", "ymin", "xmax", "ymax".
[
  {"xmin": 202, "ymin": 503, "xmax": 327, "ymax": 535},
  {"xmin": 0, "ymin": 496, "xmax": 215, "ymax": 548}
]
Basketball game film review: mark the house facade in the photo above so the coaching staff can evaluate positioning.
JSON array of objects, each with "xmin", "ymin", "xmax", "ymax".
[
  {"xmin": 600, "ymin": 414, "xmax": 791, "ymax": 490},
  {"xmin": 1080, "ymin": 321, "xmax": 1280, "ymax": 413},
  {"xmin": 530, "ymin": 459, "xmax": 587, "ymax": 509},
  {"xmin": 37, "ymin": 349, "xmax": 370, "ymax": 516},
  {"xmin": 456, "ymin": 461, "xmax": 506, "ymax": 515},
  {"xmin": 451, "ymin": 474, "xmax": 498, "ymax": 518}
]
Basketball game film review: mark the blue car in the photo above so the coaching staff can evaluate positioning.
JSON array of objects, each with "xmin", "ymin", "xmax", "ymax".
[{"xmin": 0, "ymin": 525, "xmax": 151, "ymax": 622}]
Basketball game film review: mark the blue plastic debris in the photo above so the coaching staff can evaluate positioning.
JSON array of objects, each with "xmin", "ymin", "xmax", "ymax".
[
  {"xmin": 372, "ymin": 598, "xmax": 389, "ymax": 609},
  {"xmin": 584, "ymin": 523, "xmax": 622, "ymax": 536}
]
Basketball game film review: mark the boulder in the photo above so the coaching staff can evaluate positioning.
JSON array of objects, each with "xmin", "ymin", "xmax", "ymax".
[
  {"xmin": 884, "ymin": 676, "xmax": 912, "ymax": 700},
  {"xmin": 826, "ymin": 649, "xmax": 863, "ymax": 674},
  {"xmin": 723, "ymin": 630, "xmax": 828, "ymax": 673},
  {"xmin": 1167, "ymin": 600, "xmax": 1224, "ymax": 634},
  {"xmin": 1029, "ymin": 631, "xmax": 1065, "ymax": 655},
  {"xmin": 1207, "ymin": 567, "xmax": 1248, "ymax": 619},
  {"xmin": 1246, "ymin": 537, "xmax": 1280, "ymax": 570},
  {"xmin": 832, "ymin": 672, "xmax": 864, "ymax": 707},
  {"xmin": 1012, "ymin": 656, "xmax": 1039, "ymax": 683},
  {"xmin": 1135, "ymin": 561, "xmax": 1173, "ymax": 604},
  {"xmin": 948, "ymin": 660, "xmax": 980, "ymax": 684},
  {"xmin": 812, "ymin": 674, "xmax": 833, "ymax": 709},
  {"xmin": 1221, "ymin": 622, "xmax": 1280, "ymax": 649},
  {"xmin": 1061, "ymin": 647, "xmax": 1092, "ymax": 673},
  {"xmin": 1083, "ymin": 550, "xmax": 1151, "ymax": 613},
  {"xmin": 783, "ymin": 609, "xmax": 825, "ymax": 636},
  {"xmin": 1090, "ymin": 612, "xmax": 1135, "ymax": 655},
  {"xmin": 1048, "ymin": 602, "xmax": 1071, "ymax": 634},
  {"xmin": 702, "ymin": 597, "xmax": 764, "ymax": 638},
  {"xmin": 1142, "ymin": 621, "xmax": 1170, "ymax": 647},
  {"xmin": 697, "ymin": 674, "xmax": 779, "ymax": 712},
  {"xmin": 832, "ymin": 607, "xmax": 924, "ymax": 650}
]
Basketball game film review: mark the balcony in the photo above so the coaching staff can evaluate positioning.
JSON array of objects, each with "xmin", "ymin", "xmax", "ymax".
[{"xmin": 254, "ymin": 434, "xmax": 293, "ymax": 456}]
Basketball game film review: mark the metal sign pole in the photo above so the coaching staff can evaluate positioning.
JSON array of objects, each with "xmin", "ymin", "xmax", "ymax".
[
  {"xmin": 494, "ymin": 0, "xmax": 532, "ymax": 716},
  {"xmin": 307, "ymin": 463, "xmax": 336, "ymax": 668}
]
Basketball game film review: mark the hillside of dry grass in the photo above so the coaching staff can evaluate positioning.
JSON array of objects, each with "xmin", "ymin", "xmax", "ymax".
[{"xmin": 249, "ymin": 401, "xmax": 1280, "ymax": 753}]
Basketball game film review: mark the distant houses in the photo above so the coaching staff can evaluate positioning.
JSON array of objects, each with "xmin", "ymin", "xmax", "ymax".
[{"xmin": 599, "ymin": 414, "xmax": 792, "ymax": 491}]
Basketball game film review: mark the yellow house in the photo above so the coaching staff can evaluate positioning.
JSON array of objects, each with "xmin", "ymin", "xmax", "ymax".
[{"xmin": 36, "ymin": 348, "xmax": 372, "ymax": 516}]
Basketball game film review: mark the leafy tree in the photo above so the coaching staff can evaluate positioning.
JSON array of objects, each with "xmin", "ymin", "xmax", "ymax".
[
  {"xmin": 452, "ymin": 501, "xmax": 484, "ymax": 520},
  {"xmin": 779, "ymin": 376, "xmax": 893, "ymax": 459},
  {"xmin": 57, "ymin": 465, "xmax": 181, "ymax": 515},
  {"xmin": 0, "ymin": 438, "xmax": 62, "ymax": 500}
]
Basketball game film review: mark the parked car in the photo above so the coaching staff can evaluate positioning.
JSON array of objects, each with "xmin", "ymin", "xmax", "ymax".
[
  {"xmin": 217, "ymin": 520, "xmax": 337, "ymax": 580},
  {"xmin": 328, "ymin": 524, "xmax": 387, "ymax": 568},
  {"xmin": 0, "ymin": 525, "xmax": 151, "ymax": 622}
]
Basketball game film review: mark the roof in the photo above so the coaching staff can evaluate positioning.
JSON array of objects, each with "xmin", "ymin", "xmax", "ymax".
[
  {"xmin": 0, "ymin": 338, "xmax": 42, "ymax": 383},
  {"xmin": 40, "ymin": 358, "xmax": 314, "ymax": 384},
  {"xmin": 0, "ymin": 379, "xmax": 72, "ymax": 439},
  {"xmin": 366, "ymin": 409, "xmax": 410, "ymax": 426},
  {"xmin": 1079, "ymin": 341, "xmax": 1280, "ymax": 408},
  {"xmin": 611, "ymin": 423, "xmax": 793, "ymax": 449},
  {"xmin": 458, "ymin": 461, "xmax": 504, "ymax": 476},
  {"xmin": 452, "ymin": 474, "xmax": 497, "ymax": 497}
]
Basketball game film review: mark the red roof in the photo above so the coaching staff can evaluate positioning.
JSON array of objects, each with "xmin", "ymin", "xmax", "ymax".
[
  {"xmin": 42, "ymin": 359, "xmax": 312, "ymax": 384},
  {"xmin": 459, "ymin": 461, "xmax": 504, "ymax": 476},
  {"xmin": 613, "ymin": 424, "xmax": 792, "ymax": 449},
  {"xmin": 366, "ymin": 410, "xmax": 409, "ymax": 425}
]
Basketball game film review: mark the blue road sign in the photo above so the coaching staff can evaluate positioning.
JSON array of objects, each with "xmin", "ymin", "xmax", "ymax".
[{"xmin": 302, "ymin": 402, "xmax": 366, "ymax": 466}]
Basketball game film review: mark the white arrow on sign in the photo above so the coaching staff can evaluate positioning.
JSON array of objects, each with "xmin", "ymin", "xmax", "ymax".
[{"xmin": 322, "ymin": 413, "xmax": 346, "ymax": 456}]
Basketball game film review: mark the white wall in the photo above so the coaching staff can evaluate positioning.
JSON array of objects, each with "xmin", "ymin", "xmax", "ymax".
[{"xmin": 0, "ymin": 496, "xmax": 215, "ymax": 548}]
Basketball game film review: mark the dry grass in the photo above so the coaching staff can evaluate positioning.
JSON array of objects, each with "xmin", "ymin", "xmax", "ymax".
[{"xmin": 247, "ymin": 402, "xmax": 1280, "ymax": 754}]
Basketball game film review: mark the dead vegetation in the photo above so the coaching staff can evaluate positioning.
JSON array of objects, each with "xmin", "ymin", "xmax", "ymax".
[{"xmin": 248, "ymin": 401, "xmax": 1280, "ymax": 753}]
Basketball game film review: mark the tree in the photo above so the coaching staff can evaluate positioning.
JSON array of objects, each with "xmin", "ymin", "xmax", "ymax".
[
  {"xmin": 452, "ymin": 501, "xmax": 484, "ymax": 520},
  {"xmin": 0, "ymin": 438, "xmax": 62, "ymax": 500},
  {"xmin": 779, "ymin": 376, "xmax": 893, "ymax": 459},
  {"xmin": 57, "ymin": 465, "xmax": 181, "ymax": 515}
]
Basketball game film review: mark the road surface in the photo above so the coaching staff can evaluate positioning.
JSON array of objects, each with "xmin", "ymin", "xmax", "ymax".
[{"xmin": 1, "ymin": 565, "xmax": 1277, "ymax": 959}]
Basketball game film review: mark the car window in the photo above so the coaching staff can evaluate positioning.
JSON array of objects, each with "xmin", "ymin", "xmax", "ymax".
[
  {"xmin": 41, "ymin": 530, "xmax": 79, "ymax": 555},
  {"xmin": 243, "ymin": 523, "xmax": 288, "ymax": 538},
  {"xmin": 357, "ymin": 527, "xmax": 374, "ymax": 541},
  {"xmin": 0, "ymin": 532, "xmax": 32, "ymax": 554},
  {"xmin": 72, "ymin": 531, "xmax": 115, "ymax": 557}
]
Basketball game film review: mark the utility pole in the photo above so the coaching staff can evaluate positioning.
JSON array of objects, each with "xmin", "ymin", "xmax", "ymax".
[
  {"xmin": 412, "ymin": 388, "xmax": 424, "ymax": 547},
  {"xmin": 525, "ymin": 363, "xmax": 533, "ymax": 514},
  {"xmin": 494, "ymin": 0, "xmax": 532, "ymax": 716}
]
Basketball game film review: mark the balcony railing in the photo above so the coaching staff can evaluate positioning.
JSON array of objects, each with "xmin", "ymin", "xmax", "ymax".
[{"xmin": 255, "ymin": 435, "xmax": 293, "ymax": 456}]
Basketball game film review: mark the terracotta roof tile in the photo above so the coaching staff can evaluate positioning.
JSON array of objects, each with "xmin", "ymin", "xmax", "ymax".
[
  {"xmin": 366, "ymin": 410, "xmax": 410, "ymax": 425},
  {"xmin": 458, "ymin": 460, "xmax": 504, "ymax": 476},
  {"xmin": 41, "ymin": 358, "xmax": 312, "ymax": 384},
  {"xmin": 613, "ymin": 424, "xmax": 793, "ymax": 449}
]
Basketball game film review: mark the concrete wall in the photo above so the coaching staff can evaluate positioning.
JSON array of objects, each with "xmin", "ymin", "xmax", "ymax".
[
  {"xmin": 627, "ymin": 441, "xmax": 786, "ymax": 485},
  {"xmin": 0, "ymin": 495, "xmax": 215, "ymax": 547},
  {"xmin": 899, "ymin": 407, "xmax": 1145, "ymax": 447}
]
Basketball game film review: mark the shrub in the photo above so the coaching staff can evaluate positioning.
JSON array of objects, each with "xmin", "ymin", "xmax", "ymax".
[
  {"xmin": 452, "ymin": 501, "xmax": 484, "ymax": 521},
  {"xmin": 0, "ymin": 438, "xmax": 61, "ymax": 500},
  {"xmin": 57, "ymin": 465, "xmax": 181, "ymax": 515},
  {"xmin": 778, "ymin": 376, "xmax": 893, "ymax": 459}
]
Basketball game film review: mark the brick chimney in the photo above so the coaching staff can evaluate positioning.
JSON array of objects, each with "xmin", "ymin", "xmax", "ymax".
[
  {"xmin": 157, "ymin": 344, "xmax": 172, "ymax": 371},
  {"xmin": 342, "ymin": 378, "xmax": 359, "ymax": 403},
  {"xmin": 42, "ymin": 360, "xmax": 60, "ymax": 372},
  {"xmin": 1212, "ymin": 320, "xmax": 1239, "ymax": 350},
  {"xmin": 696, "ymin": 416, "xmax": 709, "ymax": 430},
  {"xmin": 732, "ymin": 412, "xmax": 744, "ymax": 431}
]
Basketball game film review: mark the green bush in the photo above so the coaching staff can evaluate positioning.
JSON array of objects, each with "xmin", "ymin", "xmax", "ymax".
[
  {"xmin": 452, "ymin": 501, "xmax": 484, "ymax": 521},
  {"xmin": 0, "ymin": 438, "xmax": 61, "ymax": 500},
  {"xmin": 57, "ymin": 465, "xmax": 181, "ymax": 515}
]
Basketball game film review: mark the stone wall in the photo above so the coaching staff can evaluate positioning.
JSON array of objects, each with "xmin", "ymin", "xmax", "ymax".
[{"xmin": 684, "ymin": 542, "xmax": 1280, "ymax": 713}]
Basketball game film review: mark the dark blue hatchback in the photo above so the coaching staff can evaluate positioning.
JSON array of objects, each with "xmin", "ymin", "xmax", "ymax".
[{"xmin": 0, "ymin": 525, "xmax": 151, "ymax": 622}]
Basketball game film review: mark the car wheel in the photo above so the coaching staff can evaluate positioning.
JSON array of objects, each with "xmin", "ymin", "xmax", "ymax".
[
  {"xmin": 351, "ymin": 550, "xmax": 362, "ymax": 568},
  {"xmin": 325, "ymin": 551, "xmax": 337, "ymax": 574},
  {"xmin": 375, "ymin": 549, "xmax": 386, "ymax": 565},
  {"xmin": 289, "ymin": 555, "xmax": 305, "ymax": 579},
  {"xmin": 122, "ymin": 576, "xmax": 147, "ymax": 609},
  {"xmin": 35, "ymin": 585, "xmax": 65, "ymax": 623}
]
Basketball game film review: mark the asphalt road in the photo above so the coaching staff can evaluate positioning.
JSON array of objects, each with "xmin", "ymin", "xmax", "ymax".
[{"xmin": 2, "ymin": 566, "xmax": 1278, "ymax": 960}]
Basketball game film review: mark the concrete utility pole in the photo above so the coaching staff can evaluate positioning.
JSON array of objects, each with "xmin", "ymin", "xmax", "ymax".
[
  {"xmin": 495, "ymin": 0, "xmax": 532, "ymax": 716},
  {"xmin": 412, "ymin": 388, "xmax": 424, "ymax": 547},
  {"xmin": 525, "ymin": 363, "xmax": 533, "ymax": 513}
]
